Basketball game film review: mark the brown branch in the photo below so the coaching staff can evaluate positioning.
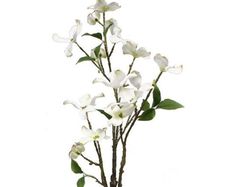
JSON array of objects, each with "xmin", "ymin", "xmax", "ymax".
[
  {"xmin": 117, "ymin": 72, "xmax": 163, "ymax": 187},
  {"xmin": 81, "ymin": 154, "xmax": 99, "ymax": 166},
  {"xmin": 86, "ymin": 113, "xmax": 108, "ymax": 187}
]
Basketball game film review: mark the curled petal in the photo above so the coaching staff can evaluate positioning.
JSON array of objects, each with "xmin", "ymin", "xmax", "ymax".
[
  {"xmin": 87, "ymin": 11, "xmax": 100, "ymax": 25},
  {"xmin": 166, "ymin": 65, "xmax": 183, "ymax": 74},
  {"xmin": 93, "ymin": 77, "xmax": 110, "ymax": 87},
  {"xmin": 154, "ymin": 53, "xmax": 169, "ymax": 72},
  {"xmin": 90, "ymin": 93, "xmax": 105, "ymax": 105},
  {"xmin": 63, "ymin": 100, "xmax": 80, "ymax": 110}
]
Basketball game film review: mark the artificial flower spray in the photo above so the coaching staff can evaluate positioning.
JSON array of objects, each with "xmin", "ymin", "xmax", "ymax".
[{"xmin": 53, "ymin": 0, "xmax": 183, "ymax": 186}]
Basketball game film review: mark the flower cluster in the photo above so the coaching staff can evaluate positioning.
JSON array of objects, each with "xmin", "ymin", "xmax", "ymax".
[{"xmin": 53, "ymin": 0, "xmax": 183, "ymax": 186}]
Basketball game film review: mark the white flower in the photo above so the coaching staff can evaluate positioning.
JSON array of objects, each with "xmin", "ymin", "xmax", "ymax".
[
  {"xmin": 119, "ymin": 71, "xmax": 152, "ymax": 102},
  {"xmin": 69, "ymin": 142, "xmax": 85, "ymax": 159},
  {"xmin": 63, "ymin": 93, "xmax": 104, "ymax": 119},
  {"xmin": 93, "ymin": 69, "xmax": 127, "ymax": 89},
  {"xmin": 106, "ymin": 103, "xmax": 135, "ymax": 126},
  {"xmin": 106, "ymin": 19, "xmax": 124, "ymax": 43},
  {"xmin": 87, "ymin": 11, "xmax": 100, "ymax": 25},
  {"xmin": 52, "ymin": 20, "xmax": 81, "ymax": 57},
  {"xmin": 88, "ymin": 0, "xmax": 121, "ymax": 13},
  {"xmin": 122, "ymin": 41, "xmax": 151, "ymax": 58},
  {"xmin": 154, "ymin": 53, "xmax": 183, "ymax": 74},
  {"xmin": 80, "ymin": 126, "xmax": 109, "ymax": 143}
]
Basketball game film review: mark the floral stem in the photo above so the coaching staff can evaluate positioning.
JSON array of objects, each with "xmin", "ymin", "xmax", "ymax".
[
  {"xmin": 84, "ymin": 173, "xmax": 103, "ymax": 186},
  {"xmin": 74, "ymin": 42, "xmax": 110, "ymax": 81},
  {"xmin": 86, "ymin": 113, "xmax": 108, "ymax": 187},
  {"xmin": 109, "ymin": 43, "xmax": 116, "ymax": 58},
  {"xmin": 81, "ymin": 154, "xmax": 99, "ymax": 166},
  {"xmin": 127, "ymin": 57, "xmax": 136, "ymax": 74}
]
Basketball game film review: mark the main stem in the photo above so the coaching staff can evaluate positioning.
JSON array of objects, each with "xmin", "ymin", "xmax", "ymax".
[
  {"xmin": 101, "ymin": 12, "xmax": 119, "ymax": 187},
  {"xmin": 118, "ymin": 72, "xmax": 163, "ymax": 187}
]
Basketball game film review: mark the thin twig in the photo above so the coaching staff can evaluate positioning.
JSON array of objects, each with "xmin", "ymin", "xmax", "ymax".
[
  {"xmin": 81, "ymin": 154, "xmax": 99, "ymax": 166},
  {"xmin": 102, "ymin": 13, "xmax": 112, "ymax": 72},
  {"xmin": 84, "ymin": 173, "xmax": 103, "ymax": 186},
  {"xmin": 109, "ymin": 43, "xmax": 116, "ymax": 58},
  {"xmin": 74, "ymin": 42, "xmax": 110, "ymax": 81},
  {"xmin": 127, "ymin": 57, "xmax": 136, "ymax": 75}
]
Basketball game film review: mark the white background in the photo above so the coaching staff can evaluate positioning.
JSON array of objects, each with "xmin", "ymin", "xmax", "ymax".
[{"xmin": 0, "ymin": 0, "xmax": 235, "ymax": 187}]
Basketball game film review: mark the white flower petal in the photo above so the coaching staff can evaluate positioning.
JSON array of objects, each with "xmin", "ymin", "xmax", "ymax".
[
  {"xmin": 107, "ymin": 2, "xmax": 121, "ymax": 11},
  {"xmin": 119, "ymin": 87, "xmax": 136, "ymax": 102},
  {"xmin": 154, "ymin": 53, "xmax": 169, "ymax": 72},
  {"xmin": 110, "ymin": 70, "xmax": 126, "ymax": 88},
  {"xmin": 109, "ymin": 117, "xmax": 123, "ymax": 126},
  {"xmin": 79, "ymin": 94, "xmax": 92, "ymax": 108},
  {"xmin": 52, "ymin": 33, "xmax": 70, "ymax": 43},
  {"xmin": 93, "ymin": 77, "xmax": 110, "ymax": 87},
  {"xmin": 128, "ymin": 71, "xmax": 142, "ymax": 89},
  {"xmin": 122, "ymin": 41, "xmax": 137, "ymax": 56},
  {"xmin": 136, "ymin": 47, "xmax": 151, "ymax": 58},
  {"xmin": 90, "ymin": 93, "xmax": 105, "ymax": 105},
  {"xmin": 81, "ymin": 126, "xmax": 93, "ymax": 137},
  {"xmin": 64, "ymin": 42, "xmax": 73, "ymax": 57},
  {"xmin": 87, "ymin": 11, "xmax": 100, "ymax": 25},
  {"xmin": 166, "ymin": 65, "xmax": 183, "ymax": 74},
  {"xmin": 121, "ymin": 103, "xmax": 135, "ymax": 117},
  {"xmin": 69, "ymin": 20, "xmax": 81, "ymax": 42},
  {"xmin": 63, "ymin": 100, "xmax": 80, "ymax": 110}
]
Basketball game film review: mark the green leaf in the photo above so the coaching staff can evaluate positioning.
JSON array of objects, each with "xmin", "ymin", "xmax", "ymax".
[
  {"xmin": 152, "ymin": 85, "xmax": 161, "ymax": 107},
  {"xmin": 94, "ymin": 44, "xmax": 102, "ymax": 58},
  {"xmin": 104, "ymin": 23, "xmax": 113, "ymax": 36},
  {"xmin": 142, "ymin": 100, "xmax": 150, "ymax": 111},
  {"xmin": 82, "ymin": 32, "xmax": 102, "ymax": 40},
  {"xmin": 71, "ymin": 159, "xmax": 83, "ymax": 174},
  {"xmin": 97, "ymin": 109, "xmax": 112, "ymax": 119},
  {"xmin": 77, "ymin": 56, "xmax": 95, "ymax": 64},
  {"xmin": 77, "ymin": 177, "xmax": 85, "ymax": 187},
  {"xmin": 138, "ymin": 108, "xmax": 156, "ymax": 121},
  {"xmin": 157, "ymin": 99, "xmax": 184, "ymax": 110}
]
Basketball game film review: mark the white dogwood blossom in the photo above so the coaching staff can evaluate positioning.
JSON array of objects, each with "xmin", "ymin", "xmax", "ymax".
[
  {"xmin": 88, "ymin": 0, "xmax": 121, "ymax": 13},
  {"xmin": 106, "ymin": 103, "xmax": 135, "ymax": 126},
  {"xmin": 69, "ymin": 142, "xmax": 85, "ymax": 159},
  {"xmin": 63, "ymin": 93, "xmax": 104, "ymax": 119},
  {"xmin": 52, "ymin": 20, "xmax": 81, "ymax": 57},
  {"xmin": 122, "ymin": 41, "xmax": 151, "ymax": 58},
  {"xmin": 154, "ymin": 53, "xmax": 183, "ymax": 74},
  {"xmin": 119, "ymin": 71, "xmax": 152, "ymax": 102},
  {"xmin": 87, "ymin": 11, "xmax": 100, "ymax": 25},
  {"xmin": 80, "ymin": 126, "xmax": 109, "ymax": 143}
]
